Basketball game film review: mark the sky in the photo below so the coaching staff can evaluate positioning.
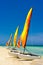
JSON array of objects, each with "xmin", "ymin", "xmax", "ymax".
[{"xmin": 0, "ymin": 0, "xmax": 43, "ymax": 45}]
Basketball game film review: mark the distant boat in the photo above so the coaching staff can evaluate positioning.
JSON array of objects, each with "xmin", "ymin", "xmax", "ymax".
[
  {"xmin": 6, "ymin": 26, "xmax": 19, "ymax": 47},
  {"xmin": 6, "ymin": 34, "xmax": 12, "ymax": 46}
]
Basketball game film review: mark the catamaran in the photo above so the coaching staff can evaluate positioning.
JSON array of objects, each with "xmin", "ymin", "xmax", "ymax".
[
  {"xmin": 17, "ymin": 8, "xmax": 40, "ymax": 60},
  {"xmin": 9, "ymin": 26, "xmax": 20, "ymax": 57}
]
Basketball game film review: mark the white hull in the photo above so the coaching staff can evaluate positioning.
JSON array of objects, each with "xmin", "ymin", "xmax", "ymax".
[
  {"xmin": 18, "ymin": 53, "xmax": 40, "ymax": 60},
  {"xmin": 9, "ymin": 50, "xmax": 19, "ymax": 58},
  {"xmin": 9, "ymin": 49, "xmax": 40, "ymax": 60}
]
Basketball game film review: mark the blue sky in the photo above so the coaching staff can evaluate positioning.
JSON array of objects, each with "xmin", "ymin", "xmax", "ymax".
[{"xmin": 0, "ymin": 0, "xmax": 43, "ymax": 45}]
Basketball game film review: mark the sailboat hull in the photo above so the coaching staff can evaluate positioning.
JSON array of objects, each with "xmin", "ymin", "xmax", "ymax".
[
  {"xmin": 18, "ymin": 53, "xmax": 40, "ymax": 60},
  {"xmin": 8, "ymin": 50, "xmax": 19, "ymax": 58}
]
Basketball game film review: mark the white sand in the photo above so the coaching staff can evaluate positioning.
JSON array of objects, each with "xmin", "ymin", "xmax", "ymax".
[
  {"xmin": 31, "ymin": 57, "xmax": 43, "ymax": 65},
  {"xmin": 0, "ymin": 47, "xmax": 32, "ymax": 65}
]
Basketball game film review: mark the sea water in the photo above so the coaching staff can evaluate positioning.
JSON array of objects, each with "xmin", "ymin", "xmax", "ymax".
[
  {"xmin": 16, "ymin": 46, "xmax": 43, "ymax": 56},
  {"xmin": 3, "ymin": 46, "xmax": 43, "ymax": 56}
]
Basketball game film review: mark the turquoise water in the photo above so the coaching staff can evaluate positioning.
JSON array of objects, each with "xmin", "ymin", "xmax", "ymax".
[
  {"xmin": 16, "ymin": 46, "xmax": 43, "ymax": 56},
  {"xmin": 3, "ymin": 46, "xmax": 43, "ymax": 56}
]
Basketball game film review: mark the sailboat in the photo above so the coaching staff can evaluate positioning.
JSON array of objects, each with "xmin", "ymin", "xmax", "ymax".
[
  {"xmin": 6, "ymin": 34, "xmax": 12, "ymax": 46},
  {"xmin": 9, "ymin": 26, "xmax": 20, "ymax": 57},
  {"xmin": 17, "ymin": 8, "xmax": 40, "ymax": 60}
]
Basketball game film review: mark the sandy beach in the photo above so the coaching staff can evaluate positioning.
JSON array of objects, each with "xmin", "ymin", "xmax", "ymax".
[
  {"xmin": 0, "ymin": 47, "xmax": 32, "ymax": 65},
  {"xmin": 0, "ymin": 47, "xmax": 43, "ymax": 65}
]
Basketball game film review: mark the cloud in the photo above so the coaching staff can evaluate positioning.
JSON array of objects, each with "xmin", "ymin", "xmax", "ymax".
[{"xmin": 27, "ymin": 33, "xmax": 43, "ymax": 45}]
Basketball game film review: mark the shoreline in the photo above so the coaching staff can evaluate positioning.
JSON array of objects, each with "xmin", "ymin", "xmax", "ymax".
[{"xmin": 0, "ymin": 46, "xmax": 43, "ymax": 65}]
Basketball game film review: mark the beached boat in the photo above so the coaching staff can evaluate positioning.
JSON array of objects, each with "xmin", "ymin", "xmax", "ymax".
[
  {"xmin": 9, "ymin": 26, "xmax": 19, "ymax": 50},
  {"xmin": 17, "ymin": 8, "xmax": 40, "ymax": 60},
  {"xmin": 9, "ymin": 26, "xmax": 19, "ymax": 57},
  {"xmin": 18, "ymin": 53, "xmax": 40, "ymax": 60},
  {"xmin": 9, "ymin": 49, "xmax": 20, "ymax": 58}
]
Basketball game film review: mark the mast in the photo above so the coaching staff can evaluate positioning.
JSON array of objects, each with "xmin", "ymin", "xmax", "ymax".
[{"xmin": 17, "ymin": 8, "xmax": 32, "ymax": 52}]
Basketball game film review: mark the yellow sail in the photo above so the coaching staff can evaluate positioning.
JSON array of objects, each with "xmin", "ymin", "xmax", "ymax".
[
  {"xmin": 13, "ymin": 26, "xmax": 19, "ymax": 47},
  {"xmin": 17, "ymin": 8, "xmax": 32, "ymax": 48}
]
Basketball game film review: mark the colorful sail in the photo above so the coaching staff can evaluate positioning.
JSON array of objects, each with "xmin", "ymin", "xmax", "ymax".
[
  {"xmin": 6, "ymin": 34, "xmax": 12, "ymax": 46},
  {"xmin": 17, "ymin": 8, "xmax": 32, "ymax": 48},
  {"xmin": 13, "ymin": 26, "xmax": 19, "ymax": 47},
  {"xmin": 17, "ymin": 38, "xmax": 20, "ymax": 48}
]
